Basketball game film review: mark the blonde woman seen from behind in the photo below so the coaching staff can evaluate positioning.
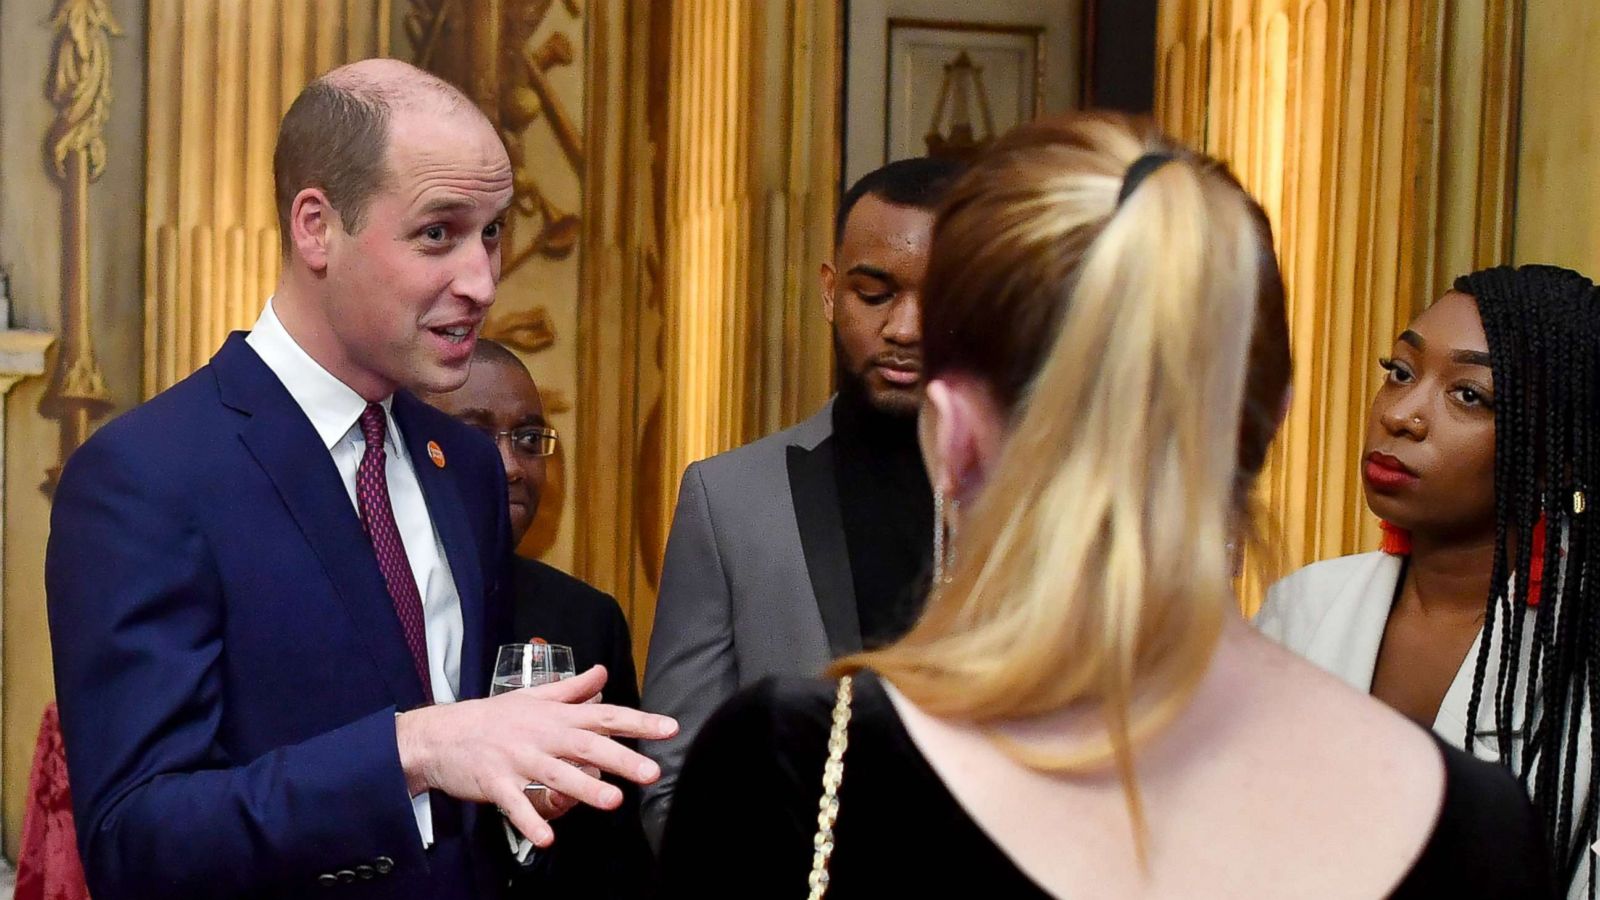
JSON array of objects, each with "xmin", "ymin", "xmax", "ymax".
[{"xmin": 656, "ymin": 112, "xmax": 1553, "ymax": 899}]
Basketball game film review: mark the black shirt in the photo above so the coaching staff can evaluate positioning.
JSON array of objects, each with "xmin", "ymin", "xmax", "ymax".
[
  {"xmin": 659, "ymin": 672, "xmax": 1556, "ymax": 899},
  {"xmin": 830, "ymin": 387, "xmax": 934, "ymax": 648}
]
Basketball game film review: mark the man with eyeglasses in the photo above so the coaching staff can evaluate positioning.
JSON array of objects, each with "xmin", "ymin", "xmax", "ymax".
[{"xmin": 422, "ymin": 338, "xmax": 651, "ymax": 899}]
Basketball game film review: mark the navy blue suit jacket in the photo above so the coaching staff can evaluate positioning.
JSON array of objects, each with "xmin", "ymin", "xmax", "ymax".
[{"xmin": 46, "ymin": 334, "xmax": 514, "ymax": 899}]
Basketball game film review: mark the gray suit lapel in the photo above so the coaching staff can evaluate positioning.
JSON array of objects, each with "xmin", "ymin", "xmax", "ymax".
[{"xmin": 786, "ymin": 434, "xmax": 862, "ymax": 657}]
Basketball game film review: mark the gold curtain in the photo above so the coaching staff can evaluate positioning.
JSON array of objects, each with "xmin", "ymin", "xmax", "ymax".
[
  {"xmin": 143, "ymin": 0, "xmax": 392, "ymax": 397},
  {"xmin": 1155, "ymin": 1, "xmax": 1518, "ymax": 608}
]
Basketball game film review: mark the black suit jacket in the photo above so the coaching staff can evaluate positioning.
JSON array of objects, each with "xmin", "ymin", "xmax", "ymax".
[{"xmin": 508, "ymin": 556, "xmax": 651, "ymax": 899}]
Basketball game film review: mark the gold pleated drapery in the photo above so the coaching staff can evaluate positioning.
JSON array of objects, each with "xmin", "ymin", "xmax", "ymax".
[
  {"xmin": 1156, "ymin": 0, "xmax": 1519, "ymax": 609},
  {"xmin": 143, "ymin": 0, "xmax": 393, "ymax": 398}
]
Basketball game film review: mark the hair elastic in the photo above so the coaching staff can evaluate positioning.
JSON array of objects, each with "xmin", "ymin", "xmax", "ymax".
[{"xmin": 1117, "ymin": 152, "xmax": 1178, "ymax": 205}]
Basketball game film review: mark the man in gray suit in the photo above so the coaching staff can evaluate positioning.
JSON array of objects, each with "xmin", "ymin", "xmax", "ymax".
[{"xmin": 640, "ymin": 158, "xmax": 964, "ymax": 846}]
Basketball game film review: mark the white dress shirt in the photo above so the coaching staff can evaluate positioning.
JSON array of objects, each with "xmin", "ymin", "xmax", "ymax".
[{"xmin": 247, "ymin": 298, "xmax": 464, "ymax": 846}]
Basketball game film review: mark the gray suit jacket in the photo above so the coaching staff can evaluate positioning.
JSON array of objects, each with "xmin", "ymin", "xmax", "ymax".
[{"xmin": 640, "ymin": 401, "xmax": 863, "ymax": 848}]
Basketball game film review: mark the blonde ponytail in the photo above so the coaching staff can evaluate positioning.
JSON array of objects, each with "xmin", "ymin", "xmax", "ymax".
[{"xmin": 837, "ymin": 113, "xmax": 1287, "ymax": 846}]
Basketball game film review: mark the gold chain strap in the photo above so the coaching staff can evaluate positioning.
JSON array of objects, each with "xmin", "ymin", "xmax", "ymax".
[{"xmin": 806, "ymin": 675, "xmax": 854, "ymax": 900}]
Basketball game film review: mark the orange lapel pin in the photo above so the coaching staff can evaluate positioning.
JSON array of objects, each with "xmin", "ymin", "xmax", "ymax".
[{"xmin": 426, "ymin": 441, "xmax": 446, "ymax": 468}]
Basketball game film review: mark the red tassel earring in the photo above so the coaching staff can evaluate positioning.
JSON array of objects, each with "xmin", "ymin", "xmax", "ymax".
[
  {"xmin": 1379, "ymin": 520, "xmax": 1412, "ymax": 556},
  {"xmin": 1527, "ymin": 514, "xmax": 1548, "ymax": 607}
]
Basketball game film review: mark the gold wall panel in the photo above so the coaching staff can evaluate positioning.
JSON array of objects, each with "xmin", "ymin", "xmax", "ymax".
[
  {"xmin": 4, "ymin": 0, "xmax": 152, "ymax": 861},
  {"xmin": 1514, "ymin": 0, "xmax": 1600, "ymax": 274},
  {"xmin": 648, "ymin": 0, "xmax": 841, "ymax": 664},
  {"xmin": 42, "ymin": 0, "xmax": 120, "ymax": 491},
  {"xmin": 142, "ymin": 0, "xmax": 392, "ymax": 398},
  {"xmin": 1410, "ymin": 0, "xmax": 1520, "ymax": 296}
]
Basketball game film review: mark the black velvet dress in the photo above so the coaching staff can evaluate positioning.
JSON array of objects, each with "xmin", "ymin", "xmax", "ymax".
[{"xmin": 658, "ymin": 671, "xmax": 1555, "ymax": 899}]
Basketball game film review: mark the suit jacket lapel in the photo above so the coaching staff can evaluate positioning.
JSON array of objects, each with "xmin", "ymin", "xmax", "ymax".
[
  {"xmin": 391, "ymin": 392, "xmax": 489, "ymax": 701},
  {"xmin": 216, "ymin": 335, "xmax": 430, "ymax": 710},
  {"xmin": 786, "ymin": 436, "xmax": 862, "ymax": 657}
]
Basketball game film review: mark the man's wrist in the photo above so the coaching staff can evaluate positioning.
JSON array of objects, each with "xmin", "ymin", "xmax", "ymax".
[{"xmin": 394, "ymin": 708, "xmax": 435, "ymax": 797}]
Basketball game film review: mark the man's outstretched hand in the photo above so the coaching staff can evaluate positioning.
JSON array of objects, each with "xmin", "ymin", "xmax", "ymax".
[{"xmin": 396, "ymin": 665, "xmax": 677, "ymax": 846}]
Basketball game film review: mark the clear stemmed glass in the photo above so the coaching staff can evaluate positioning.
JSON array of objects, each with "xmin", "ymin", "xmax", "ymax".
[{"xmin": 491, "ymin": 642, "xmax": 557, "ymax": 696}]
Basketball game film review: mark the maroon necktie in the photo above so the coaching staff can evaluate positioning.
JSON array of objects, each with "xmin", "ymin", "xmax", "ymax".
[{"xmin": 355, "ymin": 403, "xmax": 434, "ymax": 698}]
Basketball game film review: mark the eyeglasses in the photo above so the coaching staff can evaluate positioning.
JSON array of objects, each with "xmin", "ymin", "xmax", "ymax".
[{"xmin": 472, "ymin": 424, "xmax": 559, "ymax": 457}]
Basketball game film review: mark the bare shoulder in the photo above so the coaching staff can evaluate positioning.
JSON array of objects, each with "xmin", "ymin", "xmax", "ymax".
[
  {"xmin": 872, "ymin": 630, "xmax": 1455, "ymax": 899},
  {"xmin": 1238, "ymin": 627, "xmax": 1443, "ymax": 787},
  {"xmin": 1220, "ymin": 631, "xmax": 1449, "ymax": 892}
]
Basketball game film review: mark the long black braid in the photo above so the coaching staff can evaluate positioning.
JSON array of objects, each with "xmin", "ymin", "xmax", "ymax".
[{"xmin": 1456, "ymin": 265, "xmax": 1600, "ymax": 893}]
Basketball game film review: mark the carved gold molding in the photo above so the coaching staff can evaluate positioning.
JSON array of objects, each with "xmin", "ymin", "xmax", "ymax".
[
  {"xmin": 574, "ymin": 0, "xmax": 669, "ymax": 670},
  {"xmin": 42, "ymin": 0, "xmax": 120, "ymax": 493}
]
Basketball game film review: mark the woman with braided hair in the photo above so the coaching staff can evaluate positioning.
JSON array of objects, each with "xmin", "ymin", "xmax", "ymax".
[{"xmin": 1258, "ymin": 264, "xmax": 1599, "ymax": 898}]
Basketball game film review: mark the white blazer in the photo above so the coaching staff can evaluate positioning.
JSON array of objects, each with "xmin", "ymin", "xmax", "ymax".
[{"xmin": 1257, "ymin": 551, "xmax": 1591, "ymax": 899}]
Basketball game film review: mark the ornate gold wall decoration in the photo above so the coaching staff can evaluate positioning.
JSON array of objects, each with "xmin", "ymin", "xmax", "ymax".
[
  {"xmin": 142, "ymin": 0, "xmax": 392, "ymax": 398},
  {"xmin": 409, "ymin": 0, "xmax": 590, "ymax": 569},
  {"xmin": 408, "ymin": 0, "xmax": 586, "ymax": 278},
  {"xmin": 660, "ymin": 0, "xmax": 758, "ymax": 486},
  {"xmin": 1409, "ymin": 0, "xmax": 1521, "ymax": 299},
  {"xmin": 481, "ymin": 307, "xmax": 557, "ymax": 353},
  {"xmin": 42, "ymin": 0, "xmax": 120, "ymax": 492},
  {"xmin": 1508, "ymin": 0, "xmax": 1600, "ymax": 273}
]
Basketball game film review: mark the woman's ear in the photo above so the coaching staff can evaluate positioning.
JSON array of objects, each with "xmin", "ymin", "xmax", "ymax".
[{"xmin": 922, "ymin": 375, "xmax": 1005, "ymax": 504}]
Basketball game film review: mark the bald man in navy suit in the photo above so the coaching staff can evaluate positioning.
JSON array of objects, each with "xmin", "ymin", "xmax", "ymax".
[{"xmin": 46, "ymin": 60, "xmax": 674, "ymax": 900}]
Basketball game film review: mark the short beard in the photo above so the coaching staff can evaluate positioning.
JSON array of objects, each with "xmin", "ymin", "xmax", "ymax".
[{"xmin": 834, "ymin": 334, "xmax": 919, "ymax": 419}]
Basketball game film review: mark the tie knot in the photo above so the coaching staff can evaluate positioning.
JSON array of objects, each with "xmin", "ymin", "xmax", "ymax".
[{"xmin": 359, "ymin": 402, "xmax": 387, "ymax": 451}]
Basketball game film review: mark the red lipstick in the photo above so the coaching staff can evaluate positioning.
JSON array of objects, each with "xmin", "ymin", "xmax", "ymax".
[{"xmin": 1364, "ymin": 451, "xmax": 1418, "ymax": 492}]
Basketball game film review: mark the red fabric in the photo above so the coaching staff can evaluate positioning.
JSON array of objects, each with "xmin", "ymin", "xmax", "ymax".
[{"xmin": 15, "ymin": 702, "xmax": 89, "ymax": 900}]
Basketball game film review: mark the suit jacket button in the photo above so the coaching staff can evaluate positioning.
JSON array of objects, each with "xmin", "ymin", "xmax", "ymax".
[
  {"xmin": 317, "ymin": 874, "xmax": 338, "ymax": 887},
  {"xmin": 355, "ymin": 865, "xmax": 375, "ymax": 879},
  {"xmin": 374, "ymin": 856, "xmax": 394, "ymax": 875},
  {"xmin": 336, "ymin": 870, "xmax": 357, "ymax": 884}
]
